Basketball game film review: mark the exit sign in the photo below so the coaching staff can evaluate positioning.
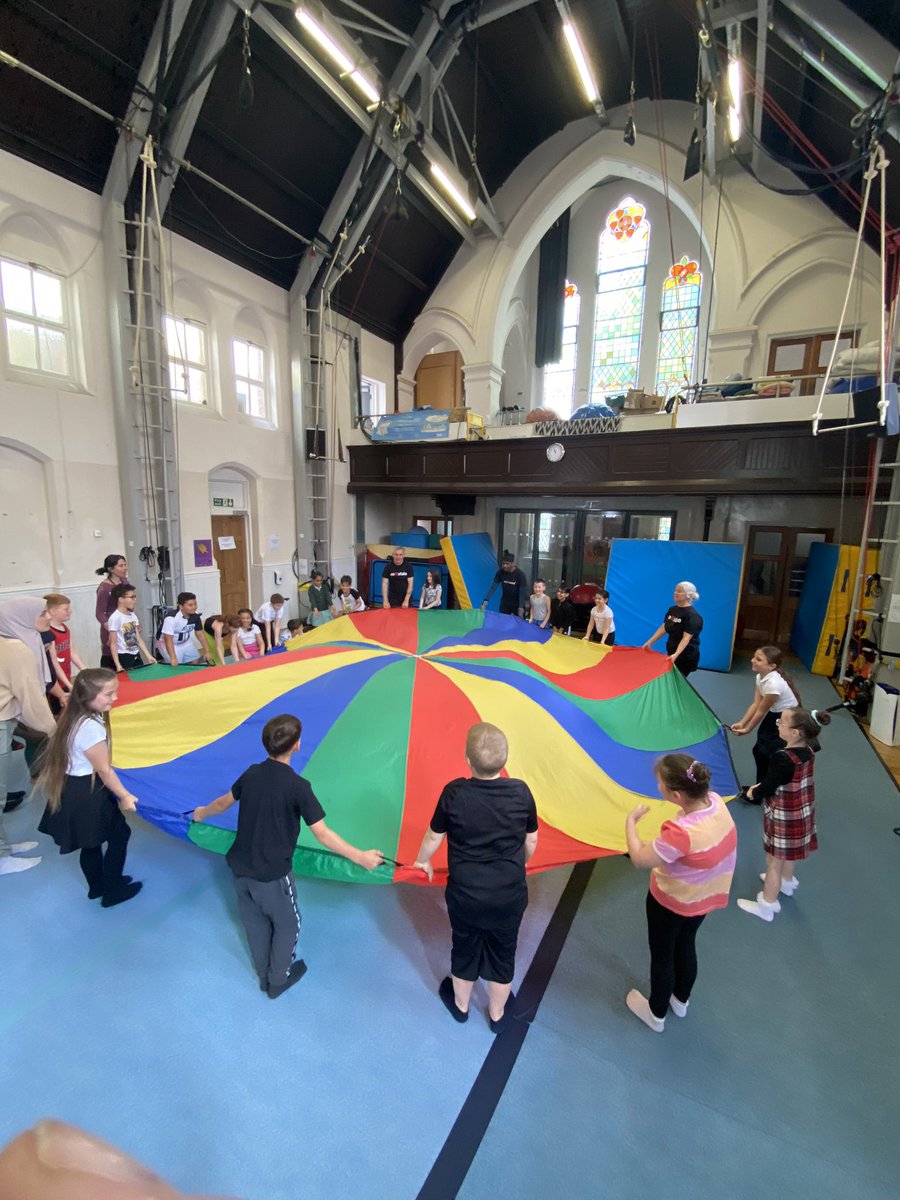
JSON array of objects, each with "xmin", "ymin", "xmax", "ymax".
[{"xmin": 213, "ymin": 497, "xmax": 234, "ymax": 508}]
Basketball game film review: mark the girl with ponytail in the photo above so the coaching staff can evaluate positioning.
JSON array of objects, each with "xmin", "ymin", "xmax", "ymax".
[
  {"xmin": 37, "ymin": 669, "xmax": 142, "ymax": 907},
  {"xmin": 623, "ymin": 754, "xmax": 736, "ymax": 1032},
  {"xmin": 731, "ymin": 645, "xmax": 800, "ymax": 793},
  {"xmin": 737, "ymin": 707, "xmax": 830, "ymax": 922}
]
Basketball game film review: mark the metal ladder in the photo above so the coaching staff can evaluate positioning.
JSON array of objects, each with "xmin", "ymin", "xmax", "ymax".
[
  {"xmin": 302, "ymin": 304, "xmax": 331, "ymax": 577},
  {"xmin": 105, "ymin": 205, "xmax": 183, "ymax": 622}
]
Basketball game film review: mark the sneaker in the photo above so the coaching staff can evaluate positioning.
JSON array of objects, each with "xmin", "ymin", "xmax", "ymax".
[
  {"xmin": 489, "ymin": 992, "xmax": 518, "ymax": 1034},
  {"xmin": 268, "ymin": 959, "xmax": 307, "ymax": 999},
  {"xmin": 626, "ymin": 989, "xmax": 665, "ymax": 1032},
  {"xmin": 0, "ymin": 855, "xmax": 41, "ymax": 875},
  {"xmin": 2, "ymin": 791, "xmax": 26, "ymax": 813},
  {"xmin": 759, "ymin": 872, "xmax": 798, "ymax": 896},
  {"xmin": 737, "ymin": 892, "xmax": 780, "ymax": 922},
  {"xmin": 89, "ymin": 875, "xmax": 133, "ymax": 901},
  {"xmin": 668, "ymin": 995, "xmax": 689, "ymax": 1018},
  {"xmin": 738, "ymin": 786, "xmax": 761, "ymax": 805},
  {"xmin": 439, "ymin": 976, "xmax": 469, "ymax": 1023},
  {"xmin": 101, "ymin": 880, "xmax": 143, "ymax": 908},
  {"xmin": 9, "ymin": 841, "xmax": 39, "ymax": 853}
]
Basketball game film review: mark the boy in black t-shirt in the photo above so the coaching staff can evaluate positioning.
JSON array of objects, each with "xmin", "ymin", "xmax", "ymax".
[
  {"xmin": 550, "ymin": 584, "xmax": 577, "ymax": 634},
  {"xmin": 413, "ymin": 722, "xmax": 539, "ymax": 1033},
  {"xmin": 192, "ymin": 715, "xmax": 384, "ymax": 998}
]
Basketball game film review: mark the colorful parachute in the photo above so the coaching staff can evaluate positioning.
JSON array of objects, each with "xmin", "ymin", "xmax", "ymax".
[{"xmin": 111, "ymin": 610, "xmax": 737, "ymax": 885}]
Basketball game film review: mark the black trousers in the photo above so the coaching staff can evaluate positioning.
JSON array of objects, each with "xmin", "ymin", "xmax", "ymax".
[
  {"xmin": 79, "ymin": 821, "xmax": 131, "ymax": 897},
  {"xmin": 673, "ymin": 653, "xmax": 699, "ymax": 678},
  {"xmin": 646, "ymin": 891, "xmax": 705, "ymax": 1019}
]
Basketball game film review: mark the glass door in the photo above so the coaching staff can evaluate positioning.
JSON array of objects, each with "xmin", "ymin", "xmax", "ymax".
[
  {"xmin": 580, "ymin": 512, "xmax": 625, "ymax": 585},
  {"xmin": 535, "ymin": 512, "xmax": 577, "ymax": 585}
]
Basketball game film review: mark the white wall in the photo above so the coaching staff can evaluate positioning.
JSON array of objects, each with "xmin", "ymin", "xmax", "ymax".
[
  {"xmin": 0, "ymin": 150, "xmax": 304, "ymax": 657},
  {"xmin": 402, "ymin": 100, "xmax": 882, "ymax": 414}
]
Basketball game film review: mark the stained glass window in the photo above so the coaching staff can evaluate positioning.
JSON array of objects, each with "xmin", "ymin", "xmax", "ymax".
[
  {"xmin": 589, "ymin": 198, "xmax": 650, "ymax": 402},
  {"xmin": 655, "ymin": 256, "xmax": 702, "ymax": 396},
  {"xmin": 542, "ymin": 281, "xmax": 580, "ymax": 416}
]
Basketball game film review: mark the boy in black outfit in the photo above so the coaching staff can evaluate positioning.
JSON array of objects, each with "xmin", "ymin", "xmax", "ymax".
[
  {"xmin": 192, "ymin": 714, "xmax": 383, "ymax": 998},
  {"xmin": 550, "ymin": 584, "xmax": 577, "ymax": 634},
  {"xmin": 413, "ymin": 723, "xmax": 538, "ymax": 1032}
]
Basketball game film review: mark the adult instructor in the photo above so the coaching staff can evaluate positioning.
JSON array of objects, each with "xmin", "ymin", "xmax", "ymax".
[
  {"xmin": 0, "ymin": 597, "xmax": 56, "ymax": 875},
  {"xmin": 642, "ymin": 581, "xmax": 703, "ymax": 677},
  {"xmin": 481, "ymin": 552, "xmax": 527, "ymax": 618},
  {"xmin": 95, "ymin": 554, "xmax": 131, "ymax": 670},
  {"xmin": 381, "ymin": 547, "xmax": 414, "ymax": 609}
]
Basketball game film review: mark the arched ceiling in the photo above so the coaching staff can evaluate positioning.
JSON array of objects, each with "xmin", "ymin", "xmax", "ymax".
[{"xmin": 0, "ymin": 0, "xmax": 897, "ymax": 343}]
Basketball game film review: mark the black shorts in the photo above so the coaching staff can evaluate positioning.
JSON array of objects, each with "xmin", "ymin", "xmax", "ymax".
[
  {"xmin": 447, "ymin": 906, "xmax": 524, "ymax": 984},
  {"xmin": 117, "ymin": 653, "xmax": 144, "ymax": 672}
]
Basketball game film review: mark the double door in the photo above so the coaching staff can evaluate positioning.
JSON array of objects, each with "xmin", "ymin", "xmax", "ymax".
[{"xmin": 739, "ymin": 525, "xmax": 831, "ymax": 646}]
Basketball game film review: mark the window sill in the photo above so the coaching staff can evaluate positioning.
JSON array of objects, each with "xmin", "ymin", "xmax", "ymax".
[
  {"xmin": 174, "ymin": 399, "xmax": 224, "ymax": 420},
  {"xmin": 237, "ymin": 410, "xmax": 277, "ymax": 432},
  {"xmin": 2, "ymin": 365, "xmax": 87, "ymax": 393}
]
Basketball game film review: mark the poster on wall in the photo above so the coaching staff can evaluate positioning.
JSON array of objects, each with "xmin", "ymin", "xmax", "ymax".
[
  {"xmin": 217, "ymin": 536, "xmax": 236, "ymax": 550},
  {"xmin": 193, "ymin": 540, "xmax": 213, "ymax": 568}
]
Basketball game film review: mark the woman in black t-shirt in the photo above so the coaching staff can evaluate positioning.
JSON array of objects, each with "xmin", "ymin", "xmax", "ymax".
[{"xmin": 643, "ymin": 581, "xmax": 703, "ymax": 677}]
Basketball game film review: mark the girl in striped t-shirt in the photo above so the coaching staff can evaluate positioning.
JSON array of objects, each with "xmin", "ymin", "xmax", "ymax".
[{"xmin": 624, "ymin": 754, "xmax": 737, "ymax": 1033}]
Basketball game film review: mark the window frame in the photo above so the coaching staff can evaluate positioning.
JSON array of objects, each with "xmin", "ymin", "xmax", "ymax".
[
  {"xmin": 0, "ymin": 255, "xmax": 77, "ymax": 388},
  {"xmin": 165, "ymin": 314, "xmax": 210, "ymax": 408},
  {"xmin": 542, "ymin": 281, "xmax": 581, "ymax": 416},
  {"xmin": 232, "ymin": 334, "xmax": 270, "ymax": 423},
  {"xmin": 589, "ymin": 197, "xmax": 651, "ymax": 404},
  {"xmin": 497, "ymin": 505, "xmax": 678, "ymax": 587}
]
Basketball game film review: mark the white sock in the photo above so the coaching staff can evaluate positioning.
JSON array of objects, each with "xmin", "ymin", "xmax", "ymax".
[
  {"xmin": 759, "ymin": 872, "xmax": 798, "ymax": 895},
  {"xmin": 626, "ymin": 989, "xmax": 665, "ymax": 1032},
  {"xmin": 0, "ymin": 855, "xmax": 42, "ymax": 875},
  {"xmin": 10, "ymin": 842, "xmax": 39, "ymax": 854},
  {"xmin": 737, "ymin": 892, "xmax": 780, "ymax": 921},
  {"xmin": 669, "ymin": 995, "xmax": 689, "ymax": 1018}
]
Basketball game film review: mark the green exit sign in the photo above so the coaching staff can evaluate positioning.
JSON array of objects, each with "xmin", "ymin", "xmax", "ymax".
[{"xmin": 213, "ymin": 497, "xmax": 234, "ymax": 508}]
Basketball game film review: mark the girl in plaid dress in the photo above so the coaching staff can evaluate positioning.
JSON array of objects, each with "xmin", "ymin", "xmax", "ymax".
[{"xmin": 737, "ymin": 707, "xmax": 829, "ymax": 922}]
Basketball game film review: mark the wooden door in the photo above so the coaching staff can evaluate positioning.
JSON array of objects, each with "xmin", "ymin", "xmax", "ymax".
[
  {"xmin": 739, "ymin": 526, "xmax": 832, "ymax": 646},
  {"xmin": 211, "ymin": 514, "xmax": 249, "ymax": 616},
  {"xmin": 414, "ymin": 350, "xmax": 463, "ymax": 410}
]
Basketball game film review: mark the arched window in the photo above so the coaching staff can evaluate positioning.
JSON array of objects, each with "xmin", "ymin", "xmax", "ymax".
[
  {"xmin": 542, "ymin": 281, "xmax": 580, "ymax": 416},
  {"xmin": 655, "ymin": 256, "xmax": 702, "ymax": 396},
  {"xmin": 589, "ymin": 197, "xmax": 650, "ymax": 402}
]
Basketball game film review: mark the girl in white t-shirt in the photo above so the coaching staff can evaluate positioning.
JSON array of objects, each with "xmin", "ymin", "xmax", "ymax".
[
  {"xmin": 730, "ymin": 644, "xmax": 800, "ymax": 788},
  {"xmin": 231, "ymin": 608, "xmax": 265, "ymax": 661},
  {"xmin": 418, "ymin": 569, "xmax": 443, "ymax": 610},
  {"xmin": 584, "ymin": 589, "xmax": 616, "ymax": 646},
  {"xmin": 37, "ymin": 668, "xmax": 142, "ymax": 907}
]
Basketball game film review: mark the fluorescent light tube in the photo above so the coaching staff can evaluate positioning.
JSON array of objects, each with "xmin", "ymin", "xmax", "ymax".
[
  {"xmin": 296, "ymin": 10, "xmax": 354, "ymax": 73},
  {"xmin": 728, "ymin": 104, "xmax": 742, "ymax": 142},
  {"xmin": 562, "ymin": 22, "xmax": 599, "ymax": 104},
  {"xmin": 429, "ymin": 163, "xmax": 477, "ymax": 222},
  {"xmin": 727, "ymin": 57, "xmax": 742, "ymax": 108},
  {"xmin": 350, "ymin": 70, "xmax": 380, "ymax": 105}
]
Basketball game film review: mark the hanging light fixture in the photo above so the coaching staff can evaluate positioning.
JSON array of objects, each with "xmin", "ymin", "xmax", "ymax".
[
  {"xmin": 295, "ymin": 5, "xmax": 380, "ymax": 106},
  {"xmin": 428, "ymin": 162, "xmax": 477, "ymax": 222},
  {"xmin": 726, "ymin": 54, "xmax": 742, "ymax": 142},
  {"xmin": 553, "ymin": 0, "xmax": 602, "ymax": 115}
]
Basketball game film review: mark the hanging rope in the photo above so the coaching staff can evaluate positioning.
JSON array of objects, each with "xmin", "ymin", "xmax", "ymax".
[{"xmin": 812, "ymin": 143, "xmax": 889, "ymax": 435}]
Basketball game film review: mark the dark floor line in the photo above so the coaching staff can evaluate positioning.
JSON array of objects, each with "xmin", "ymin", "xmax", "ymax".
[{"xmin": 415, "ymin": 859, "xmax": 597, "ymax": 1200}]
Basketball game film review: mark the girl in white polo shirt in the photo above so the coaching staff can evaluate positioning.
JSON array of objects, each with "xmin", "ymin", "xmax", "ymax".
[{"xmin": 730, "ymin": 644, "xmax": 800, "ymax": 791}]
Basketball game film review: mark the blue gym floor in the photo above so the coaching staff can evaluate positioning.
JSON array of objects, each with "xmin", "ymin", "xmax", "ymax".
[{"xmin": 2, "ymin": 658, "xmax": 898, "ymax": 1199}]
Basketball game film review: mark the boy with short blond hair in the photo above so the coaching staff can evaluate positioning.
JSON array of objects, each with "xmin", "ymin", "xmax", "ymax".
[
  {"xmin": 413, "ymin": 721, "xmax": 538, "ymax": 1033},
  {"xmin": 43, "ymin": 593, "xmax": 85, "ymax": 695}
]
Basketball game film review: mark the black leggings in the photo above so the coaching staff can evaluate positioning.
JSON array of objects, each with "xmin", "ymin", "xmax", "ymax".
[
  {"xmin": 79, "ymin": 822, "xmax": 131, "ymax": 897},
  {"xmin": 646, "ymin": 892, "xmax": 705, "ymax": 1019},
  {"xmin": 753, "ymin": 711, "xmax": 785, "ymax": 785}
]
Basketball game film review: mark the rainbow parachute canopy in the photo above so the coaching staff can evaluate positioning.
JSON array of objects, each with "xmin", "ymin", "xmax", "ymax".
[{"xmin": 111, "ymin": 610, "xmax": 737, "ymax": 884}]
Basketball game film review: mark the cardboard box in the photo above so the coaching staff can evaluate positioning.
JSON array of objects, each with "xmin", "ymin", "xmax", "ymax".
[
  {"xmin": 624, "ymin": 389, "xmax": 664, "ymax": 412},
  {"xmin": 448, "ymin": 405, "xmax": 468, "ymax": 422}
]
